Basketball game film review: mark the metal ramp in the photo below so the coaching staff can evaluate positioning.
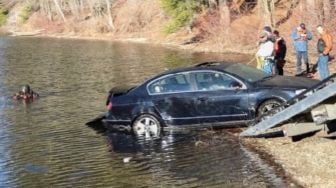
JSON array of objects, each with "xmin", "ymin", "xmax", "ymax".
[{"xmin": 240, "ymin": 74, "xmax": 336, "ymax": 137}]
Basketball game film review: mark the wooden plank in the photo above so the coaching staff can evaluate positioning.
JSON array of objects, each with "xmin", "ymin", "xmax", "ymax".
[{"xmin": 284, "ymin": 123, "xmax": 323, "ymax": 137}]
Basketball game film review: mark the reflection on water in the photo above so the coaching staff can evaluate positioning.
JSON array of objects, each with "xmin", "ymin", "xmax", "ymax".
[
  {"xmin": 0, "ymin": 36, "xmax": 290, "ymax": 187},
  {"xmin": 106, "ymin": 130, "xmax": 287, "ymax": 187}
]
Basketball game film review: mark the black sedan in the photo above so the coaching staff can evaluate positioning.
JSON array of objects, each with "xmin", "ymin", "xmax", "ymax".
[{"xmin": 103, "ymin": 61, "xmax": 319, "ymax": 137}]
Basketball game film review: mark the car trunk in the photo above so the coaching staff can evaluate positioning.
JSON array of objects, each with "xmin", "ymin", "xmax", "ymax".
[{"xmin": 106, "ymin": 86, "xmax": 135, "ymax": 105}]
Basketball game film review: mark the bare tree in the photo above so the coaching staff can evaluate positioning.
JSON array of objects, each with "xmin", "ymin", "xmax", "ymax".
[
  {"xmin": 53, "ymin": 0, "xmax": 66, "ymax": 22},
  {"xmin": 105, "ymin": 0, "xmax": 114, "ymax": 31},
  {"xmin": 275, "ymin": 0, "xmax": 299, "ymax": 27},
  {"xmin": 258, "ymin": 0, "xmax": 275, "ymax": 27},
  {"xmin": 231, "ymin": 0, "xmax": 245, "ymax": 12}
]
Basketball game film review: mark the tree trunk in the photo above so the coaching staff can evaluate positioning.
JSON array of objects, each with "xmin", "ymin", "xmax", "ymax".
[
  {"xmin": 231, "ymin": 0, "xmax": 244, "ymax": 12},
  {"xmin": 258, "ymin": 0, "xmax": 275, "ymax": 27},
  {"xmin": 105, "ymin": 0, "xmax": 114, "ymax": 31},
  {"xmin": 220, "ymin": 0, "xmax": 230, "ymax": 26},
  {"xmin": 45, "ymin": 0, "xmax": 53, "ymax": 21},
  {"xmin": 79, "ymin": 0, "xmax": 84, "ymax": 13},
  {"xmin": 53, "ymin": 0, "xmax": 66, "ymax": 22},
  {"xmin": 87, "ymin": 0, "xmax": 95, "ymax": 16},
  {"xmin": 221, "ymin": 0, "xmax": 230, "ymax": 35},
  {"xmin": 323, "ymin": 0, "xmax": 331, "ymax": 21},
  {"xmin": 316, "ymin": 0, "xmax": 325, "ymax": 23}
]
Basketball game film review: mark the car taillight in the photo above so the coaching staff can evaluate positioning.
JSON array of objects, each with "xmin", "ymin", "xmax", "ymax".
[{"xmin": 107, "ymin": 101, "xmax": 113, "ymax": 111}]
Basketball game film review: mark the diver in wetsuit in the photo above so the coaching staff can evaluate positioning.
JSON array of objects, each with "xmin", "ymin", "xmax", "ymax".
[{"xmin": 12, "ymin": 85, "xmax": 39, "ymax": 100}]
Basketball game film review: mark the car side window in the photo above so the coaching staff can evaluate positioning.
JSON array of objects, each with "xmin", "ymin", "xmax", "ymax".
[
  {"xmin": 148, "ymin": 74, "xmax": 192, "ymax": 94},
  {"xmin": 195, "ymin": 72, "xmax": 242, "ymax": 91}
]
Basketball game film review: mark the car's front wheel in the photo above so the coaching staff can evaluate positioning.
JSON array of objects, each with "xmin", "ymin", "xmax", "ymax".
[
  {"xmin": 132, "ymin": 114, "xmax": 161, "ymax": 138},
  {"xmin": 257, "ymin": 99, "xmax": 282, "ymax": 119}
]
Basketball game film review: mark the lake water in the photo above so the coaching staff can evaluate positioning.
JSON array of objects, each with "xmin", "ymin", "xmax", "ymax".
[{"xmin": 0, "ymin": 36, "xmax": 292, "ymax": 187}]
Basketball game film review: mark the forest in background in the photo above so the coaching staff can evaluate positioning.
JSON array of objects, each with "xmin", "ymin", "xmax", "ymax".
[{"xmin": 0, "ymin": 0, "xmax": 335, "ymax": 54}]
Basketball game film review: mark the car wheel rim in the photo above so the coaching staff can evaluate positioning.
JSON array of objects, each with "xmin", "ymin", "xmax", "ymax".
[
  {"xmin": 133, "ymin": 117, "xmax": 159, "ymax": 138},
  {"xmin": 260, "ymin": 102, "xmax": 280, "ymax": 118}
]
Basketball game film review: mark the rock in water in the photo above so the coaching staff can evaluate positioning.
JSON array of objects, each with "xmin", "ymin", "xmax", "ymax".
[{"xmin": 123, "ymin": 157, "xmax": 132, "ymax": 163}]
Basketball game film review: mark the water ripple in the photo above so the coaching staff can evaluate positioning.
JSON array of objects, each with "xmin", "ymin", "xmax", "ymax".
[{"xmin": 0, "ymin": 36, "xmax": 288, "ymax": 188}]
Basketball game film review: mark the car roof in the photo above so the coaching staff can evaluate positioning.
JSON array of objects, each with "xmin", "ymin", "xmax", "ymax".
[
  {"xmin": 139, "ymin": 61, "xmax": 244, "ymax": 88},
  {"xmin": 159, "ymin": 61, "xmax": 235, "ymax": 76}
]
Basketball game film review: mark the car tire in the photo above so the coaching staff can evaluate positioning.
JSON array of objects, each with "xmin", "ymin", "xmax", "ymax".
[
  {"xmin": 132, "ymin": 114, "xmax": 161, "ymax": 138},
  {"xmin": 257, "ymin": 99, "xmax": 282, "ymax": 119}
]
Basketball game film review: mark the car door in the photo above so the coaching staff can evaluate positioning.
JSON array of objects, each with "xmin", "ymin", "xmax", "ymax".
[
  {"xmin": 147, "ymin": 73, "xmax": 198, "ymax": 125},
  {"xmin": 191, "ymin": 71, "xmax": 250, "ymax": 124}
]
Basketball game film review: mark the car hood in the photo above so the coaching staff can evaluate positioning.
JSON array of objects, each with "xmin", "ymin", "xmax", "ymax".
[{"xmin": 255, "ymin": 76, "xmax": 319, "ymax": 89}]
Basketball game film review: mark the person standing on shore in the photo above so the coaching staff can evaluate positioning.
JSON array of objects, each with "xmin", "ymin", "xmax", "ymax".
[
  {"xmin": 256, "ymin": 26, "xmax": 275, "ymax": 75},
  {"xmin": 291, "ymin": 23, "xmax": 313, "ymax": 75},
  {"xmin": 273, "ymin": 30, "xmax": 287, "ymax": 75},
  {"xmin": 316, "ymin": 25, "xmax": 333, "ymax": 80}
]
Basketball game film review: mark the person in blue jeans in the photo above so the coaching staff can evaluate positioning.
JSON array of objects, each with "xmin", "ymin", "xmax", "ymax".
[
  {"xmin": 291, "ymin": 23, "xmax": 313, "ymax": 75},
  {"xmin": 316, "ymin": 25, "xmax": 333, "ymax": 80}
]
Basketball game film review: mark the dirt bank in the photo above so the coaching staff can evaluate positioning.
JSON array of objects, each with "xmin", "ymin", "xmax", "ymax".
[
  {"xmin": 12, "ymin": 30, "xmax": 336, "ymax": 80},
  {"xmin": 199, "ymin": 127, "xmax": 336, "ymax": 188},
  {"xmin": 242, "ymin": 136, "xmax": 336, "ymax": 188},
  {"xmin": 4, "ymin": 0, "xmax": 335, "ymax": 73}
]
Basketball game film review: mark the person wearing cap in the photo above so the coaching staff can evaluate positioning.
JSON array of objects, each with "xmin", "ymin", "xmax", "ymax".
[
  {"xmin": 12, "ymin": 85, "xmax": 39, "ymax": 101},
  {"xmin": 291, "ymin": 23, "xmax": 313, "ymax": 75},
  {"xmin": 256, "ymin": 26, "xmax": 275, "ymax": 75},
  {"xmin": 316, "ymin": 25, "xmax": 333, "ymax": 80}
]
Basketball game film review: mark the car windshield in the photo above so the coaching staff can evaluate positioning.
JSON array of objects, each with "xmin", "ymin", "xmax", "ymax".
[{"xmin": 224, "ymin": 63, "xmax": 268, "ymax": 82}]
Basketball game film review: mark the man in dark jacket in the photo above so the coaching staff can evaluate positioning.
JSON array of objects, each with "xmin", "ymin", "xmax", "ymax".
[{"xmin": 273, "ymin": 30, "xmax": 287, "ymax": 75}]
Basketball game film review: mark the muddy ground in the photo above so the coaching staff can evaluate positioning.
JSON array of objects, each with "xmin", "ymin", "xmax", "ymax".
[{"xmin": 242, "ymin": 135, "xmax": 336, "ymax": 188}]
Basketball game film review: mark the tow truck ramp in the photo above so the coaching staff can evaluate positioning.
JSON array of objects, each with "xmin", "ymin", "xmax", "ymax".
[{"xmin": 240, "ymin": 74, "xmax": 336, "ymax": 137}]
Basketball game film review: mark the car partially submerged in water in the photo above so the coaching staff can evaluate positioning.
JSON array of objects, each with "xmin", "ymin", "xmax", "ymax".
[{"xmin": 102, "ymin": 61, "xmax": 319, "ymax": 137}]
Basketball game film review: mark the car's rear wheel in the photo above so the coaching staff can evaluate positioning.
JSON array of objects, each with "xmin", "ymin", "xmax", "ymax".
[
  {"xmin": 132, "ymin": 114, "xmax": 161, "ymax": 138},
  {"xmin": 257, "ymin": 99, "xmax": 282, "ymax": 119}
]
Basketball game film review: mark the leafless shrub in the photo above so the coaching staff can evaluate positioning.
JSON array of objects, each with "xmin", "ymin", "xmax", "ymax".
[{"xmin": 112, "ymin": 0, "xmax": 164, "ymax": 33}]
